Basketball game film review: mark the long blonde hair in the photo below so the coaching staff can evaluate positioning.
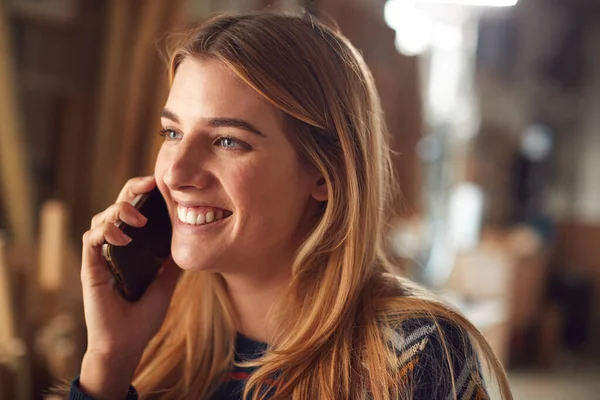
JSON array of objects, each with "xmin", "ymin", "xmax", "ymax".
[{"xmin": 131, "ymin": 11, "xmax": 512, "ymax": 400}]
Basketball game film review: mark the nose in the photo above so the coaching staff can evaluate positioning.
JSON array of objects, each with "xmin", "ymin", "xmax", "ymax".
[{"xmin": 162, "ymin": 139, "xmax": 214, "ymax": 191}]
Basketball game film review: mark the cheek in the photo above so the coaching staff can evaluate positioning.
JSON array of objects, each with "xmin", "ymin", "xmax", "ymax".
[
  {"xmin": 227, "ymin": 161, "xmax": 274, "ymax": 214},
  {"xmin": 232, "ymin": 156, "xmax": 309, "ymax": 231},
  {"xmin": 154, "ymin": 148, "xmax": 177, "ymax": 213},
  {"xmin": 154, "ymin": 147, "xmax": 168, "ymax": 178},
  {"xmin": 233, "ymin": 155, "xmax": 299, "ymax": 204}
]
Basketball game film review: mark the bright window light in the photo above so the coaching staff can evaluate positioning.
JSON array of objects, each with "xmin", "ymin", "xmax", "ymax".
[
  {"xmin": 385, "ymin": 0, "xmax": 518, "ymax": 55},
  {"xmin": 385, "ymin": 0, "xmax": 433, "ymax": 56}
]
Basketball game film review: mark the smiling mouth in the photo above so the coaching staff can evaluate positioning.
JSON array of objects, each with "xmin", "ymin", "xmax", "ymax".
[{"xmin": 176, "ymin": 205, "xmax": 233, "ymax": 226}]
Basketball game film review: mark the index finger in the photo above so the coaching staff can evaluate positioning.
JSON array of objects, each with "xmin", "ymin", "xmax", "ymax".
[{"xmin": 115, "ymin": 176, "xmax": 157, "ymax": 204}]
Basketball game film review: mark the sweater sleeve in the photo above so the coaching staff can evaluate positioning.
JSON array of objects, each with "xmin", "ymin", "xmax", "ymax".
[
  {"xmin": 69, "ymin": 376, "xmax": 139, "ymax": 400},
  {"xmin": 392, "ymin": 319, "xmax": 490, "ymax": 400}
]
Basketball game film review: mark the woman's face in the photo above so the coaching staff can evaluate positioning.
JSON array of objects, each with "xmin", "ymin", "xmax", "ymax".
[{"xmin": 155, "ymin": 58, "xmax": 325, "ymax": 277}]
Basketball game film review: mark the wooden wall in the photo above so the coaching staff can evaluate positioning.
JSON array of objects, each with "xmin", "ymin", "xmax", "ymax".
[
  {"xmin": 0, "ymin": 1, "xmax": 186, "ymax": 397},
  {"xmin": 2, "ymin": 0, "xmax": 186, "ymax": 244}
]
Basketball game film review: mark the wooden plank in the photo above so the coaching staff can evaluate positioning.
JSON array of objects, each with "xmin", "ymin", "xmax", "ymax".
[
  {"xmin": 142, "ymin": 0, "xmax": 187, "ymax": 175},
  {"xmin": 36, "ymin": 199, "xmax": 81, "ymax": 308},
  {"xmin": 55, "ymin": 96, "xmax": 90, "ymax": 236},
  {"xmin": 89, "ymin": 0, "xmax": 134, "ymax": 213},
  {"xmin": 38, "ymin": 201, "xmax": 69, "ymax": 293},
  {"xmin": 31, "ymin": 200, "xmax": 83, "ymax": 386},
  {"xmin": 0, "ymin": 233, "xmax": 16, "ymax": 345},
  {"xmin": 112, "ymin": 0, "xmax": 170, "ymax": 192},
  {"xmin": 0, "ymin": 234, "xmax": 31, "ymax": 400},
  {"xmin": 142, "ymin": 80, "xmax": 170, "ymax": 176},
  {"xmin": 0, "ymin": 1, "xmax": 35, "ymax": 248}
]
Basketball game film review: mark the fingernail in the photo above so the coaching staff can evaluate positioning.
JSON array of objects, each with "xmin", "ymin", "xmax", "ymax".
[{"xmin": 121, "ymin": 232, "xmax": 132, "ymax": 243}]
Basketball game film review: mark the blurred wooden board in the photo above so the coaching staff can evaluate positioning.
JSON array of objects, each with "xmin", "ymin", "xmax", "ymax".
[
  {"xmin": 91, "ymin": 0, "xmax": 185, "ymax": 209},
  {"xmin": 90, "ymin": 0, "xmax": 134, "ymax": 212},
  {"xmin": 0, "ymin": 233, "xmax": 16, "ymax": 344},
  {"xmin": 0, "ymin": 235, "xmax": 32, "ymax": 400},
  {"xmin": 113, "ymin": 0, "xmax": 167, "ymax": 193},
  {"xmin": 142, "ymin": 0, "xmax": 187, "ymax": 175},
  {"xmin": 0, "ymin": 0, "xmax": 35, "ymax": 248}
]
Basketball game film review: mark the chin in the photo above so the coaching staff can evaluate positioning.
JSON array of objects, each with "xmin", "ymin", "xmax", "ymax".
[{"xmin": 170, "ymin": 245, "xmax": 216, "ymax": 272}]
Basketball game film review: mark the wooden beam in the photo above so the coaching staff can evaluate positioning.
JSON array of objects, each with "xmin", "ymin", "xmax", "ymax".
[
  {"xmin": 112, "ymin": 0, "xmax": 170, "ymax": 194},
  {"xmin": 0, "ymin": 1, "xmax": 35, "ymax": 248},
  {"xmin": 89, "ymin": 0, "xmax": 133, "ymax": 213},
  {"xmin": 38, "ymin": 201, "xmax": 69, "ymax": 293},
  {"xmin": 36, "ymin": 199, "xmax": 81, "ymax": 311},
  {"xmin": 0, "ymin": 233, "xmax": 16, "ymax": 345},
  {"xmin": 142, "ymin": 80, "xmax": 169, "ymax": 176},
  {"xmin": 142, "ymin": 0, "xmax": 187, "ymax": 175},
  {"xmin": 0, "ymin": 234, "xmax": 31, "ymax": 400},
  {"xmin": 55, "ymin": 96, "xmax": 90, "ymax": 236}
]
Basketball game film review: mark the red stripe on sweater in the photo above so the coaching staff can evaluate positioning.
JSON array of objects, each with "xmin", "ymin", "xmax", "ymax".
[{"xmin": 222, "ymin": 371, "xmax": 251, "ymax": 382}]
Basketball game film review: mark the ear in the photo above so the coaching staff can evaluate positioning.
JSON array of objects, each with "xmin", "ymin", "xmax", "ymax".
[{"xmin": 311, "ymin": 175, "xmax": 328, "ymax": 202}]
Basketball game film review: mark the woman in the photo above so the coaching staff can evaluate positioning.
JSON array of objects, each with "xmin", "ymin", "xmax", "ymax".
[{"xmin": 66, "ymin": 10, "xmax": 512, "ymax": 400}]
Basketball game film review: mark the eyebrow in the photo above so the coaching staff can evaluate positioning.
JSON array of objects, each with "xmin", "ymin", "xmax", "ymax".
[{"xmin": 160, "ymin": 108, "xmax": 266, "ymax": 138}]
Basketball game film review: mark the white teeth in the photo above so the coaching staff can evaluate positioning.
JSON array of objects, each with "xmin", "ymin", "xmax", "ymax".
[
  {"xmin": 186, "ymin": 210, "xmax": 196, "ymax": 224},
  {"xmin": 205, "ymin": 211, "xmax": 214, "ymax": 223},
  {"xmin": 176, "ymin": 205, "xmax": 229, "ymax": 226}
]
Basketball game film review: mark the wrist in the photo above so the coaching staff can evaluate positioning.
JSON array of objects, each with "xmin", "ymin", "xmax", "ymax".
[{"xmin": 80, "ymin": 351, "xmax": 141, "ymax": 400}]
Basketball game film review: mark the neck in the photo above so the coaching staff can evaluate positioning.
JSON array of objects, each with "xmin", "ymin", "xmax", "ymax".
[
  {"xmin": 221, "ymin": 205, "xmax": 320, "ymax": 344},
  {"xmin": 221, "ymin": 265, "xmax": 292, "ymax": 344}
]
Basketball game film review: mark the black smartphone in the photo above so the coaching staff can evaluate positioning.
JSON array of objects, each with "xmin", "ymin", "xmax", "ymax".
[{"xmin": 101, "ymin": 187, "xmax": 172, "ymax": 302}]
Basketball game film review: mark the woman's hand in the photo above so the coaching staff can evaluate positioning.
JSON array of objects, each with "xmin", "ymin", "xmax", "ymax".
[{"xmin": 79, "ymin": 176, "xmax": 180, "ymax": 398}]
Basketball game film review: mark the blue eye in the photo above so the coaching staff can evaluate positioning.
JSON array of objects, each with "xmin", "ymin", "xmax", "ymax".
[
  {"xmin": 217, "ymin": 136, "xmax": 248, "ymax": 150},
  {"xmin": 159, "ymin": 128, "xmax": 180, "ymax": 141},
  {"xmin": 159, "ymin": 129, "xmax": 249, "ymax": 151}
]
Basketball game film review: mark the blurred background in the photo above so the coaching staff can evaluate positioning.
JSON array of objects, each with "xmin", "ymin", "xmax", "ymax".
[{"xmin": 0, "ymin": 0, "xmax": 598, "ymax": 398}]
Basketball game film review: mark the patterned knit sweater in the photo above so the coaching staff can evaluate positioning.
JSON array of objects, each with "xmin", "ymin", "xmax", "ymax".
[{"xmin": 69, "ymin": 318, "xmax": 490, "ymax": 399}]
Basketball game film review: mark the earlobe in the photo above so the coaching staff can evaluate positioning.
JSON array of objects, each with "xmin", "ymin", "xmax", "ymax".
[{"xmin": 311, "ymin": 176, "xmax": 328, "ymax": 202}]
